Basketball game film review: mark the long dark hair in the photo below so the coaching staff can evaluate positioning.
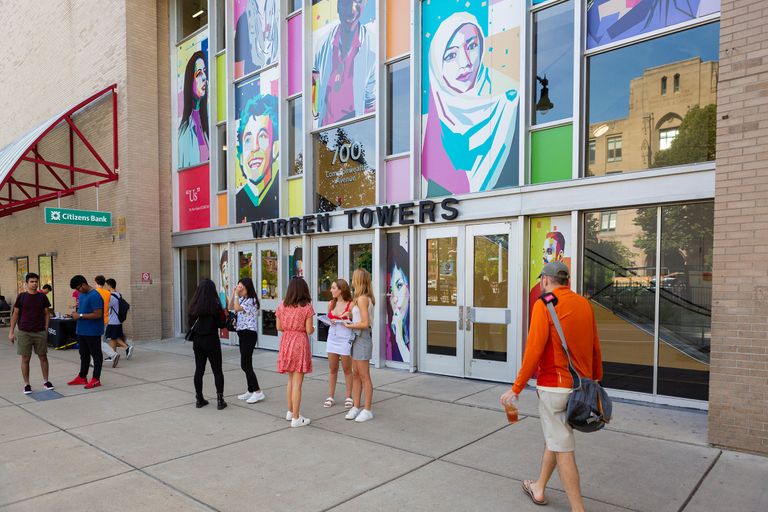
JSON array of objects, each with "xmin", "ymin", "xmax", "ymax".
[
  {"xmin": 238, "ymin": 277, "xmax": 260, "ymax": 309},
  {"xmin": 188, "ymin": 278, "xmax": 222, "ymax": 318},
  {"xmin": 283, "ymin": 277, "xmax": 311, "ymax": 308},
  {"xmin": 180, "ymin": 50, "xmax": 209, "ymax": 140}
]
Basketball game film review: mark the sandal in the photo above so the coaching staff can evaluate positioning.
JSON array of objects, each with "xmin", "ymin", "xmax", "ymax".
[
  {"xmin": 344, "ymin": 397, "xmax": 354, "ymax": 409},
  {"xmin": 323, "ymin": 397, "xmax": 335, "ymax": 408},
  {"xmin": 522, "ymin": 480, "xmax": 547, "ymax": 506}
]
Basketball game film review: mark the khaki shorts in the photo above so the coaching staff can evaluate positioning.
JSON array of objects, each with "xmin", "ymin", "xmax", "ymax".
[
  {"xmin": 538, "ymin": 389, "xmax": 575, "ymax": 452},
  {"xmin": 16, "ymin": 330, "xmax": 48, "ymax": 356}
]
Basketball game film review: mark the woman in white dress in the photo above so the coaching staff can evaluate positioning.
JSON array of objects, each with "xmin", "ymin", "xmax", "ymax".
[{"xmin": 323, "ymin": 279, "xmax": 354, "ymax": 409}]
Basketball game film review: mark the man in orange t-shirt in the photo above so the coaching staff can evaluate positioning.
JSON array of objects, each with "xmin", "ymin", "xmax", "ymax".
[
  {"xmin": 501, "ymin": 261, "xmax": 602, "ymax": 511},
  {"xmin": 94, "ymin": 275, "xmax": 119, "ymax": 367}
]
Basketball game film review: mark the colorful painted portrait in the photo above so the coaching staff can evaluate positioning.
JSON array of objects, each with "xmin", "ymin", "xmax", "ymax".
[
  {"xmin": 177, "ymin": 33, "xmax": 210, "ymax": 169},
  {"xmin": 234, "ymin": 0, "xmax": 280, "ymax": 79},
  {"xmin": 528, "ymin": 215, "xmax": 571, "ymax": 324},
  {"xmin": 16, "ymin": 257, "xmax": 28, "ymax": 295},
  {"xmin": 218, "ymin": 248, "xmax": 229, "ymax": 307},
  {"xmin": 587, "ymin": 0, "xmax": 720, "ymax": 49},
  {"xmin": 289, "ymin": 244, "xmax": 304, "ymax": 279},
  {"xmin": 311, "ymin": 0, "xmax": 377, "ymax": 129},
  {"xmin": 421, "ymin": 0, "xmax": 521, "ymax": 198},
  {"xmin": 234, "ymin": 67, "xmax": 280, "ymax": 223},
  {"xmin": 38, "ymin": 255, "xmax": 54, "ymax": 311},
  {"xmin": 386, "ymin": 233, "xmax": 410, "ymax": 363}
]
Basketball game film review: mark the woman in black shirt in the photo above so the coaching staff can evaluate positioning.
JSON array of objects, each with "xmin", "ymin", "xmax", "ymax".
[{"xmin": 188, "ymin": 279, "xmax": 227, "ymax": 410}]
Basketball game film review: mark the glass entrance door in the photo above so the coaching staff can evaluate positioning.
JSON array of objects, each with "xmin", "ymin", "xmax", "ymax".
[
  {"xmin": 419, "ymin": 223, "xmax": 515, "ymax": 381},
  {"xmin": 257, "ymin": 243, "xmax": 280, "ymax": 350},
  {"xmin": 311, "ymin": 234, "xmax": 374, "ymax": 357}
]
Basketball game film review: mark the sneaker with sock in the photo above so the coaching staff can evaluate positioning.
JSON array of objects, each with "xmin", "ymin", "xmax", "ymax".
[
  {"xmin": 237, "ymin": 391, "xmax": 252, "ymax": 400},
  {"xmin": 246, "ymin": 391, "xmax": 265, "ymax": 403},
  {"xmin": 354, "ymin": 409, "xmax": 374, "ymax": 423},
  {"xmin": 345, "ymin": 407, "xmax": 360, "ymax": 420},
  {"xmin": 42, "ymin": 381, "xmax": 55, "ymax": 391},
  {"xmin": 285, "ymin": 411, "xmax": 293, "ymax": 421},
  {"xmin": 290, "ymin": 416, "xmax": 311, "ymax": 428},
  {"xmin": 84, "ymin": 378, "xmax": 101, "ymax": 389},
  {"xmin": 126, "ymin": 345, "xmax": 134, "ymax": 360},
  {"xmin": 23, "ymin": 384, "xmax": 32, "ymax": 395},
  {"xmin": 68, "ymin": 375, "xmax": 88, "ymax": 386}
]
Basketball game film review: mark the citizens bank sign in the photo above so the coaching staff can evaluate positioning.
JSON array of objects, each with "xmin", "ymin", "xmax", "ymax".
[
  {"xmin": 251, "ymin": 198, "xmax": 460, "ymax": 239},
  {"xmin": 44, "ymin": 207, "xmax": 112, "ymax": 227}
]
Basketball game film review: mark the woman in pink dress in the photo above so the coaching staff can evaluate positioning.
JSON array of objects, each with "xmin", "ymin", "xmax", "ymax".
[{"xmin": 276, "ymin": 277, "xmax": 315, "ymax": 428}]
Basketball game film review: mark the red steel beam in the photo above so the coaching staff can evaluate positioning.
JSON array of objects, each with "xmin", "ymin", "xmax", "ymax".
[{"xmin": 65, "ymin": 117, "xmax": 114, "ymax": 177}]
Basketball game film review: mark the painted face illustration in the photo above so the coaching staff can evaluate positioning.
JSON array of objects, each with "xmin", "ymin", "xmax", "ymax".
[
  {"xmin": 221, "ymin": 260, "xmax": 229, "ymax": 289},
  {"xmin": 389, "ymin": 266, "xmax": 409, "ymax": 317},
  {"xmin": 241, "ymin": 114, "xmax": 274, "ymax": 186},
  {"xmin": 542, "ymin": 233, "xmax": 564, "ymax": 264},
  {"xmin": 441, "ymin": 23, "xmax": 482, "ymax": 93},
  {"xmin": 337, "ymin": 0, "xmax": 365, "ymax": 28},
  {"xmin": 193, "ymin": 58, "xmax": 207, "ymax": 99}
]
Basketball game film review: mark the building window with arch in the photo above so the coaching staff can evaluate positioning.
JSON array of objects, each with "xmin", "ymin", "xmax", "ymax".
[
  {"xmin": 659, "ymin": 127, "xmax": 679, "ymax": 151},
  {"xmin": 674, "ymin": 73, "xmax": 680, "ymax": 92},
  {"xmin": 661, "ymin": 76, "xmax": 667, "ymax": 95}
]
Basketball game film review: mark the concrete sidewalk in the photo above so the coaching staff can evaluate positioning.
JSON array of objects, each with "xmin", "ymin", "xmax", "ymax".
[{"xmin": 0, "ymin": 332, "xmax": 766, "ymax": 512}]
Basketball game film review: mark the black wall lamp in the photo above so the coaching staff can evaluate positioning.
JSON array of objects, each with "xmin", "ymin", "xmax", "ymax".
[{"xmin": 536, "ymin": 75, "xmax": 554, "ymax": 114}]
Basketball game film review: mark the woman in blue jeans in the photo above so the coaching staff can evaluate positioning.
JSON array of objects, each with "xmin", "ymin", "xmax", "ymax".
[{"xmin": 230, "ymin": 277, "xmax": 265, "ymax": 404}]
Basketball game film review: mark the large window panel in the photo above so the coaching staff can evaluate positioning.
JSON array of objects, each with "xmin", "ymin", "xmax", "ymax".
[
  {"xmin": 314, "ymin": 118, "xmax": 376, "ymax": 212},
  {"xmin": 531, "ymin": 0, "xmax": 574, "ymax": 125},
  {"xmin": 530, "ymin": 124, "xmax": 572, "ymax": 184},
  {"xmin": 586, "ymin": 23, "xmax": 719, "ymax": 177},
  {"xmin": 387, "ymin": 59, "xmax": 411, "ymax": 156},
  {"xmin": 587, "ymin": 0, "xmax": 720, "ymax": 50},
  {"xmin": 584, "ymin": 208, "xmax": 657, "ymax": 394},
  {"xmin": 657, "ymin": 203, "xmax": 713, "ymax": 400},
  {"xmin": 178, "ymin": 0, "xmax": 208, "ymax": 42},
  {"xmin": 288, "ymin": 97, "xmax": 304, "ymax": 176}
]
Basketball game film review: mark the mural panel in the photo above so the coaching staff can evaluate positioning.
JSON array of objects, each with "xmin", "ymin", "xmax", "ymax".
[
  {"xmin": 311, "ymin": 0, "xmax": 377, "ymax": 129},
  {"xmin": 421, "ymin": 0, "xmax": 521, "ymax": 197},
  {"xmin": 234, "ymin": 0, "xmax": 280, "ymax": 79},
  {"xmin": 177, "ymin": 32, "xmax": 210, "ymax": 169},
  {"xmin": 235, "ymin": 67, "xmax": 280, "ymax": 223},
  {"xmin": 178, "ymin": 164, "xmax": 212, "ymax": 231},
  {"xmin": 528, "ymin": 215, "xmax": 571, "ymax": 323},
  {"xmin": 386, "ymin": 233, "xmax": 410, "ymax": 363},
  {"xmin": 587, "ymin": 0, "xmax": 720, "ymax": 49}
]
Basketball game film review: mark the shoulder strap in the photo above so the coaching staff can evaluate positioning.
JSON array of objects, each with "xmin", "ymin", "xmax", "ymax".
[{"xmin": 541, "ymin": 293, "xmax": 582, "ymax": 391}]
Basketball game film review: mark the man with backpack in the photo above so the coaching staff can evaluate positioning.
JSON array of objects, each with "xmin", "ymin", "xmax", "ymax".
[
  {"xmin": 94, "ymin": 275, "xmax": 120, "ymax": 367},
  {"xmin": 501, "ymin": 261, "xmax": 603, "ymax": 512},
  {"xmin": 105, "ymin": 278, "xmax": 133, "ymax": 359}
]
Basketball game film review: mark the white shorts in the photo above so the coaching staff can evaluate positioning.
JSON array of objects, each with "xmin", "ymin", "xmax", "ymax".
[{"xmin": 538, "ymin": 389, "xmax": 575, "ymax": 452}]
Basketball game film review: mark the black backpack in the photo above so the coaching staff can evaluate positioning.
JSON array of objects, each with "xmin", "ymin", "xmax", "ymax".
[{"xmin": 111, "ymin": 293, "xmax": 130, "ymax": 323}]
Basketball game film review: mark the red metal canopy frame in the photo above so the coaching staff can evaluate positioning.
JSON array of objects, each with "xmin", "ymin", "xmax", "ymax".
[{"xmin": 0, "ymin": 84, "xmax": 118, "ymax": 218}]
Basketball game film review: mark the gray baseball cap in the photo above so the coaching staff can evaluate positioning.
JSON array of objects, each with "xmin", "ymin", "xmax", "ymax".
[{"xmin": 539, "ymin": 261, "xmax": 570, "ymax": 279}]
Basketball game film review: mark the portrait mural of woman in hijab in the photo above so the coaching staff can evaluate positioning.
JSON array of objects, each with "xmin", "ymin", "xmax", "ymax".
[
  {"xmin": 421, "ymin": 0, "xmax": 521, "ymax": 198},
  {"xmin": 177, "ymin": 34, "xmax": 210, "ymax": 169},
  {"xmin": 234, "ymin": 0, "xmax": 280, "ymax": 79}
]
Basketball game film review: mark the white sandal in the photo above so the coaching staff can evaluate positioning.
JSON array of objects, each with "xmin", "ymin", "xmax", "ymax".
[
  {"xmin": 344, "ymin": 397, "xmax": 354, "ymax": 409},
  {"xmin": 323, "ymin": 397, "xmax": 335, "ymax": 408}
]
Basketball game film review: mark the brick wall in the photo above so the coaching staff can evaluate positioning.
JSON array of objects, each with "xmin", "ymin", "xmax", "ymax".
[
  {"xmin": 710, "ymin": 0, "xmax": 768, "ymax": 455},
  {"xmin": 0, "ymin": 0, "xmax": 171, "ymax": 340}
]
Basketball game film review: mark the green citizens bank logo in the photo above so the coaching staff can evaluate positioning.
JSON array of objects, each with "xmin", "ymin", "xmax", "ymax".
[{"xmin": 44, "ymin": 207, "xmax": 112, "ymax": 227}]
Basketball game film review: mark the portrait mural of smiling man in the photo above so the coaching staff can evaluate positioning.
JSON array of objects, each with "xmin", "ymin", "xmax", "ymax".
[
  {"xmin": 311, "ymin": 0, "xmax": 377, "ymax": 129},
  {"xmin": 421, "ymin": 0, "xmax": 521, "ymax": 198},
  {"xmin": 234, "ymin": 0, "xmax": 279, "ymax": 80},
  {"xmin": 177, "ymin": 33, "xmax": 210, "ymax": 170},
  {"xmin": 235, "ymin": 66, "xmax": 280, "ymax": 223}
]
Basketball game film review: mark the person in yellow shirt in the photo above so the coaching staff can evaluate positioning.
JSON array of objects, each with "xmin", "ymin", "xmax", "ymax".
[{"xmin": 94, "ymin": 275, "xmax": 119, "ymax": 367}]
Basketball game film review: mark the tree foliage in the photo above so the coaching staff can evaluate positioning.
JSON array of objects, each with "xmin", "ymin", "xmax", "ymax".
[{"xmin": 652, "ymin": 104, "xmax": 716, "ymax": 168}]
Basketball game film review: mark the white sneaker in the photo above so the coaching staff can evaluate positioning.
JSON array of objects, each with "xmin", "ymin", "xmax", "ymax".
[
  {"xmin": 354, "ymin": 409, "xmax": 374, "ymax": 423},
  {"xmin": 246, "ymin": 391, "xmax": 265, "ymax": 403},
  {"xmin": 290, "ymin": 416, "xmax": 311, "ymax": 428},
  {"xmin": 237, "ymin": 391, "xmax": 252, "ymax": 400},
  {"xmin": 286, "ymin": 411, "xmax": 293, "ymax": 421},
  {"xmin": 345, "ymin": 407, "xmax": 360, "ymax": 420}
]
